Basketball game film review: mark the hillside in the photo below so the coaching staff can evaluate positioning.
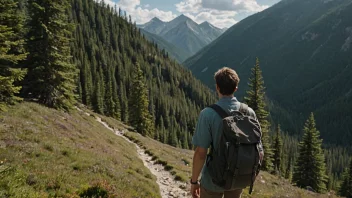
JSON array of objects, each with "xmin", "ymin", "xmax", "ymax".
[
  {"xmin": 139, "ymin": 29, "xmax": 189, "ymax": 63},
  {"xmin": 184, "ymin": 0, "xmax": 352, "ymax": 146},
  {"xmin": 0, "ymin": 103, "xmax": 159, "ymax": 197},
  {"xmin": 138, "ymin": 15, "xmax": 225, "ymax": 56},
  {"xmin": 70, "ymin": 0, "xmax": 216, "ymax": 150},
  {"xmin": 0, "ymin": 102, "xmax": 340, "ymax": 197},
  {"xmin": 122, "ymin": 126, "xmax": 340, "ymax": 198}
]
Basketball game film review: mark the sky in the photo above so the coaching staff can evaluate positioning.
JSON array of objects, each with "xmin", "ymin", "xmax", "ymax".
[{"xmin": 101, "ymin": 0, "xmax": 281, "ymax": 28}]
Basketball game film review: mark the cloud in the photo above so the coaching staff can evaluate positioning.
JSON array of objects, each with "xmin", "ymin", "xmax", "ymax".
[
  {"xmin": 201, "ymin": 0, "xmax": 268, "ymax": 12},
  {"xmin": 175, "ymin": 0, "xmax": 269, "ymax": 28},
  {"xmin": 95, "ymin": 0, "xmax": 269, "ymax": 28},
  {"xmin": 96, "ymin": 0, "xmax": 177, "ymax": 24}
]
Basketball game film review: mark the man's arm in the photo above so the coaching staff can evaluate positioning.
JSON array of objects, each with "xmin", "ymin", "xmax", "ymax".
[
  {"xmin": 191, "ymin": 147, "xmax": 208, "ymax": 182},
  {"xmin": 249, "ymin": 107, "xmax": 264, "ymax": 162}
]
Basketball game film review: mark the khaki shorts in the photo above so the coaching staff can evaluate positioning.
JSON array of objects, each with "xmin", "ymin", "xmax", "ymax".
[{"xmin": 200, "ymin": 186, "xmax": 243, "ymax": 198}]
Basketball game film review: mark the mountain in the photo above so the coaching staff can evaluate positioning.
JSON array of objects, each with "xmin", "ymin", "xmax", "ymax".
[
  {"xmin": 70, "ymin": 0, "xmax": 216, "ymax": 149},
  {"xmin": 139, "ymin": 29, "xmax": 189, "ymax": 62},
  {"xmin": 138, "ymin": 15, "xmax": 225, "ymax": 57},
  {"xmin": 184, "ymin": 0, "xmax": 352, "ymax": 146},
  {"xmin": 138, "ymin": 17, "xmax": 166, "ymax": 35}
]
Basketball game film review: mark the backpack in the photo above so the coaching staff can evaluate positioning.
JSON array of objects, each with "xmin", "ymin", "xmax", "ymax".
[{"xmin": 207, "ymin": 103, "xmax": 262, "ymax": 194}]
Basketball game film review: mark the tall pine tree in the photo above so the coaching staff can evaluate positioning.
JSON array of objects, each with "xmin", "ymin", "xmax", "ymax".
[
  {"xmin": 285, "ymin": 154, "xmax": 293, "ymax": 181},
  {"xmin": 0, "ymin": 0, "xmax": 27, "ymax": 111},
  {"xmin": 25, "ymin": 0, "xmax": 77, "ymax": 110},
  {"xmin": 244, "ymin": 57, "xmax": 274, "ymax": 171},
  {"xmin": 128, "ymin": 62, "xmax": 154, "ymax": 136},
  {"xmin": 273, "ymin": 124, "xmax": 283, "ymax": 175},
  {"xmin": 292, "ymin": 113, "xmax": 328, "ymax": 193},
  {"xmin": 339, "ymin": 158, "xmax": 352, "ymax": 197}
]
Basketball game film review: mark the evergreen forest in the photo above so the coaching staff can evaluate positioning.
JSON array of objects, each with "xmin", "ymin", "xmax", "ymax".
[{"xmin": 0, "ymin": 0, "xmax": 351, "ymax": 195}]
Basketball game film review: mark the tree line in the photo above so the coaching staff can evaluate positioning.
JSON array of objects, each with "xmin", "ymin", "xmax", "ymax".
[
  {"xmin": 245, "ymin": 58, "xmax": 352, "ymax": 195},
  {"xmin": 0, "ymin": 0, "xmax": 351, "ymax": 196}
]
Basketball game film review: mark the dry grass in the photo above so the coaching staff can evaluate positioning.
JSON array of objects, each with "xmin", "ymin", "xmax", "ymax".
[{"xmin": 0, "ymin": 102, "xmax": 160, "ymax": 198}]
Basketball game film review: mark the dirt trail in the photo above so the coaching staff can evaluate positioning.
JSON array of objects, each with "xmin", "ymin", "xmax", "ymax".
[{"xmin": 77, "ymin": 108, "xmax": 189, "ymax": 198}]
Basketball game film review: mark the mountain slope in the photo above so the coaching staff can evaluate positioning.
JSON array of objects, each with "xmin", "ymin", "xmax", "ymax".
[
  {"xmin": 71, "ymin": 0, "xmax": 216, "ymax": 150},
  {"xmin": 185, "ymin": 0, "xmax": 352, "ymax": 145},
  {"xmin": 139, "ymin": 29, "xmax": 189, "ymax": 63},
  {"xmin": 0, "ymin": 103, "xmax": 159, "ymax": 197},
  {"xmin": 139, "ymin": 15, "xmax": 225, "ymax": 56}
]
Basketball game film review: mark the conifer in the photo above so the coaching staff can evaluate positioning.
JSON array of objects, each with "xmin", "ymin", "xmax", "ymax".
[
  {"xmin": 0, "ymin": 0, "xmax": 27, "ymax": 111},
  {"xmin": 292, "ymin": 113, "xmax": 328, "ymax": 193},
  {"xmin": 128, "ymin": 62, "xmax": 153, "ymax": 136},
  {"xmin": 273, "ymin": 124, "xmax": 283, "ymax": 175},
  {"xmin": 339, "ymin": 158, "xmax": 352, "ymax": 197},
  {"xmin": 244, "ymin": 57, "xmax": 274, "ymax": 171},
  {"xmin": 25, "ymin": 0, "xmax": 77, "ymax": 110}
]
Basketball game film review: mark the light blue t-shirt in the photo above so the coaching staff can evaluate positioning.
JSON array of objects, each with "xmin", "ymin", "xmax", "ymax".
[{"xmin": 192, "ymin": 97, "xmax": 258, "ymax": 192}]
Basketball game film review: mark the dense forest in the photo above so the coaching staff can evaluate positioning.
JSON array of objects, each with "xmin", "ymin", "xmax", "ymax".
[{"xmin": 0, "ymin": 0, "xmax": 351, "ymax": 195}]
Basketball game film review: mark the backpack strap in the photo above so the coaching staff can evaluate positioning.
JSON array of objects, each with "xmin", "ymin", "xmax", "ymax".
[
  {"xmin": 239, "ymin": 103, "xmax": 249, "ymax": 115},
  {"xmin": 209, "ymin": 104, "xmax": 229, "ymax": 119}
]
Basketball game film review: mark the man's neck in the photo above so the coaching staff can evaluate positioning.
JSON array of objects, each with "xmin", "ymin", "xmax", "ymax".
[{"xmin": 219, "ymin": 94, "xmax": 234, "ymax": 99}]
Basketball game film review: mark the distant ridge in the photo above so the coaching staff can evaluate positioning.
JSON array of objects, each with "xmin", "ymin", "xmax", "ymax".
[{"xmin": 138, "ymin": 15, "xmax": 225, "ymax": 58}]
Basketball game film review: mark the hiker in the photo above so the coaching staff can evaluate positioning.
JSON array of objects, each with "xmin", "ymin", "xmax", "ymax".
[{"xmin": 190, "ymin": 67, "xmax": 264, "ymax": 198}]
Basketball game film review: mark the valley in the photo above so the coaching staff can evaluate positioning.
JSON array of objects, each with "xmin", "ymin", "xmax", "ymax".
[{"xmin": 1, "ymin": 0, "xmax": 351, "ymax": 197}]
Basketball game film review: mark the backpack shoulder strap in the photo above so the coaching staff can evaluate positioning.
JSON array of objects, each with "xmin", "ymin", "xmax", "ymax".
[
  {"xmin": 239, "ymin": 103, "xmax": 249, "ymax": 115},
  {"xmin": 209, "ymin": 104, "xmax": 229, "ymax": 119}
]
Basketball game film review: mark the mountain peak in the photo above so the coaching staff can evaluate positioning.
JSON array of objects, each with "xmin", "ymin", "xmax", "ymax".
[
  {"xmin": 200, "ymin": 21, "xmax": 222, "ymax": 31},
  {"xmin": 200, "ymin": 21, "xmax": 214, "ymax": 28},
  {"xmin": 151, "ymin": 17, "xmax": 162, "ymax": 22},
  {"xmin": 174, "ymin": 14, "xmax": 192, "ymax": 22}
]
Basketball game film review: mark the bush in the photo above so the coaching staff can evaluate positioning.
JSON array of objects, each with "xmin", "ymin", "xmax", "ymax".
[{"xmin": 79, "ymin": 181, "xmax": 113, "ymax": 198}]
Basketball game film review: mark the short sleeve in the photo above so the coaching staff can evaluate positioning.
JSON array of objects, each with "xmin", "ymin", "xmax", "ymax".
[
  {"xmin": 248, "ymin": 107, "xmax": 258, "ymax": 120},
  {"xmin": 192, "ymin": 108, "xmax": 212, "ymax": 149}
]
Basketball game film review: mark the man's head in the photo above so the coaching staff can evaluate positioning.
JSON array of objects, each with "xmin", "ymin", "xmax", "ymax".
[{"xmin": 214, "ymin": 67, "xmax": 240, "ymax": 97}]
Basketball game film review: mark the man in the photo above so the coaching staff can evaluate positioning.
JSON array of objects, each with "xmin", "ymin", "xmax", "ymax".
[{"xmin": 190, "ymin": 67, "xmax": 264, "ymax": 198}]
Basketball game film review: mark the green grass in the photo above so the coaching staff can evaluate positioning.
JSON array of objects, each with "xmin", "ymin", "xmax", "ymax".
[
  {"xmin": 123, "ymin": 132, "xmax": 340, "ymax": 198},
  {"xmin": 0, "ymin": 102, "xmax": 160, "ymax": 198},
  {"xmin": 124, "ymin": 132, "xmax": 192, "ymax": 183}
]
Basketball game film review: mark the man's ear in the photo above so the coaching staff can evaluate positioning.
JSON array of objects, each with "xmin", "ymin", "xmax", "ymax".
[
  {"xmin": 234, "ymin": 87, "xmax": 238, "ymax": 93},
  {"xmin": 216, "ymin": 84, "xmax": 220, "ymax": 92}
]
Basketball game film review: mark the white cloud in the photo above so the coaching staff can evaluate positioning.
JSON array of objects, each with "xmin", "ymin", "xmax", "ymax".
[
  {"xmin": 175, "ymin": 0, "xmax": 269, "ymax": 28},
  {"xmin": 96, "ymin": 0, "xmax": 177, "ymax": 24},
  {"xmin": 95, "ymin": 0, "xmax": 269, "ymax": 28},
  {"xmin": 201, "ymin": 0, "xmax": 268, "ymax": 12}
]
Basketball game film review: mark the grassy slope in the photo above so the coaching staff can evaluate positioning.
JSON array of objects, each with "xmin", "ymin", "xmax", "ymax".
[
  {"xmin": 0, "ymin": 103, "xmax": 340, "ymax": 198},
  {"xmin": 121, "ymin": 132, "xmax": 339, "ymax": 198},
  {"xmin": 0, "ymin": 103, "xmax": 160, "ymax": 198}
]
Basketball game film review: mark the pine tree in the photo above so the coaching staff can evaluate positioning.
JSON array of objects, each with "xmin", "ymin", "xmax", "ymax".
[
  {"xmin": 339, "ymin": 158, "xmax": 352, "ymax": 197},
  {"xmin": 285, "ymin": 154, "xmax": 293, "ymax": 181},
  {"xmin": 244, "ymin": 57, "xmax": 274, "ymax": 171},
  {"xmin": 292, "ymin": 113, "xmax": 328, "ymax": 193},
  {"xmin": 182, "ymin": 132, "xmax": 189, "ymax": 149},
  {"xmin": 0, "ymin": 0, "xmax": 27, "ymax": 111},
  {"xmin": 25, "ymin": 0, "xmax": 77, "ymax": 110},
  {"xmin": 273, "ymin": 124, "xmax": 283, "ymax": 175},
  {"xmin": 128, "ymin": 62, "xmax": 153, "ymax": 136}
]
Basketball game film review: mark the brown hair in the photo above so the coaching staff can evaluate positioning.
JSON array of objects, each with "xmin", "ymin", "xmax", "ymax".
[{"xmin": 214, "ymin": 67, "xmax": 240, "ymax": 95}]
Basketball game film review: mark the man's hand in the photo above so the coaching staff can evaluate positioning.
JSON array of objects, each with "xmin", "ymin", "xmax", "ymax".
[
  {"xmin": 191, "ymin": 183, "xmax": 200, "ymax": 198},
  {"xmin": 259, "ymin": 151, "xmax": 264, "ymax": 163}
]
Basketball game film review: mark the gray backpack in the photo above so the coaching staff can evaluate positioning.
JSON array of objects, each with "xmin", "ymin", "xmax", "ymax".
[{"xmin": 207, "ymin": 103, "xmax": 262, "ymax": 194}]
